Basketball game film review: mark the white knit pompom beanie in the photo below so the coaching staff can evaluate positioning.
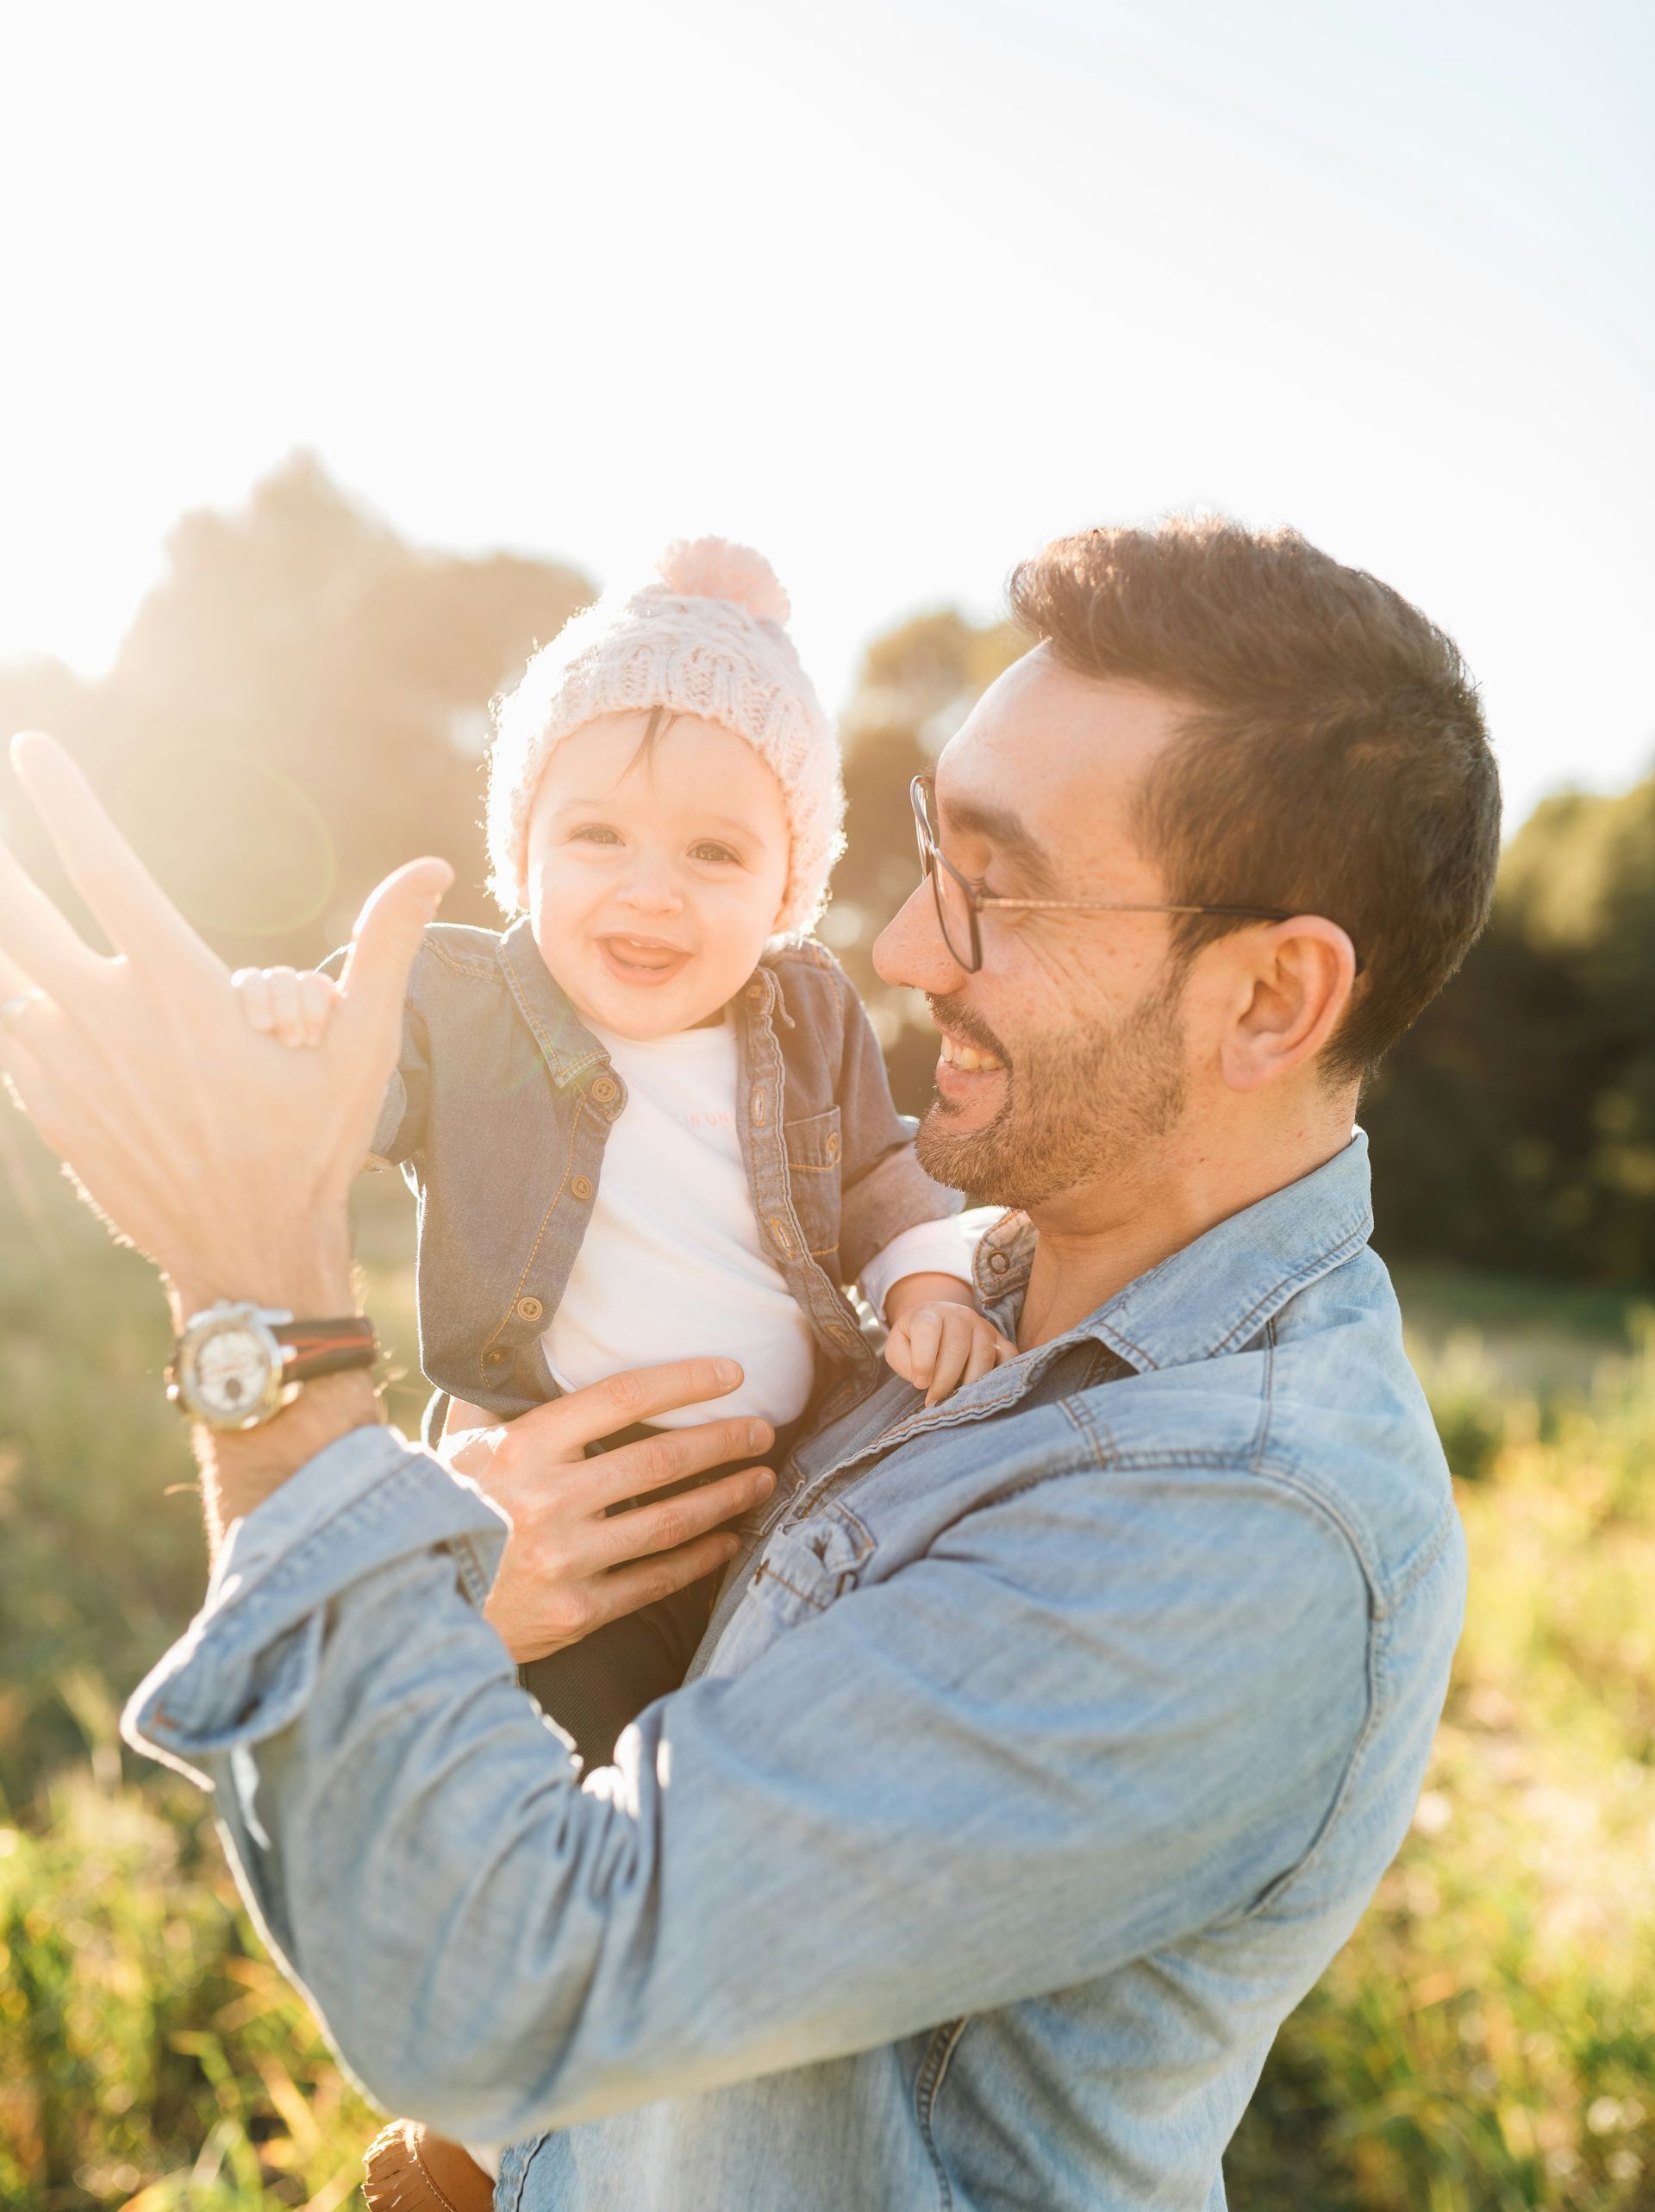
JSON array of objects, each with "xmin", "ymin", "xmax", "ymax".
[{"xmin": 486, "ymin": 538, "xmax": 846, "ymax": 935}]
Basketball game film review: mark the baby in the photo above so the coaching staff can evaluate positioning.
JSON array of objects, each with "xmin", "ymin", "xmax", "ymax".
[{"xmin": 236, "ymin": 538, "xmax": 1011, "ymax": 1774}]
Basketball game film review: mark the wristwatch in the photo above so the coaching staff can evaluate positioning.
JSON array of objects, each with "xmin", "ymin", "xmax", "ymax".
[{"xmin": 168, "ymin": 1302, "xmax": 379, "ymax": 1431}]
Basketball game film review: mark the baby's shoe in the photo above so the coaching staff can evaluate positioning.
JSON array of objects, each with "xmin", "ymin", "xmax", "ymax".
[{"xmin": 362, "ymin": 2118, "xmax": 496, "ymax": 2212}]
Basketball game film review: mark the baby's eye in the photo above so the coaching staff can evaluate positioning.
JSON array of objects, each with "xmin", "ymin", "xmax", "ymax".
[
  {"xmin": 690, "ymin": 840, "xmax": 742, "ymax": 866},
  {"xmin": 569, "ymin": 823, "xmax": 621, "ymax": 847}
]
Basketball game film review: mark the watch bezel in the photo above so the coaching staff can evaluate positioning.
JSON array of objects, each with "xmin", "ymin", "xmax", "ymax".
[{"xmin": 169, "ymin": 1302, "xmax": 297, "ymax": 1432}]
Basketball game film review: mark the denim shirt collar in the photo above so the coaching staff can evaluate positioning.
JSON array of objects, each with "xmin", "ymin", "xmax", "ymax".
[
  {"xmin": 973, "ymin": 1129, "xmax": 1374, "ymax": 1378},
  {"xmin": 496, "ymin": 917, "xmax": 611, "ymax": 1090},
  {"xmin": 494, "ymin": 916, "xmax": 779, "ymax": 1101}
]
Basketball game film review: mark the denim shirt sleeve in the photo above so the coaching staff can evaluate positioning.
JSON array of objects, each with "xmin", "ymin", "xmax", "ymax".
[
  {"xmin": 123, "ymin": 1433, "xmax": 1371, "ymax": 2144},
  {"xmin": 828, "ymin": 963, "xmax": 961, "ymax": 1282}
]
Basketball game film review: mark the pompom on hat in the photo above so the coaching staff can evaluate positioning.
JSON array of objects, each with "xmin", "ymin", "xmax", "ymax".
[{"xmin": 486, "ymin": 538, "xmax": 845, "ymax": 935}]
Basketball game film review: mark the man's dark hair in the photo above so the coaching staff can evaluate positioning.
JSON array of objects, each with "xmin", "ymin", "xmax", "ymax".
[{"xmin": 1009, "ymin": 517, "xmax": 1502, "ymax": 1082}]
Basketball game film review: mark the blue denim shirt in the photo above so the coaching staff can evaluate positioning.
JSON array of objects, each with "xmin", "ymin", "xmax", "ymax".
[
  {"xmin": 334, "ymin": 918, "xmax": 960, "ymax": 1421},
  {"xmin": 128, "ymin": 1131, "xmax": 1464, "ymax": 2211}
]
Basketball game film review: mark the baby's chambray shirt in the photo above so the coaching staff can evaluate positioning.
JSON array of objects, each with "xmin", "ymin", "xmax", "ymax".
[{"xmin": 327, "ymin": 918, "xmax": 963, "ymax": 1430}]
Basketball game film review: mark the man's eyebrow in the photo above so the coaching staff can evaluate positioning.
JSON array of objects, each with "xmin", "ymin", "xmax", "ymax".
[{"xmin": 939, "ymin": 794, "xmax": 1055, "ymax": 892}]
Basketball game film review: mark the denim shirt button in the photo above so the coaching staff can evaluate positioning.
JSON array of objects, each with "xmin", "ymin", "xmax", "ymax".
[
  {"xmin": 571, "ymin": 1175, "xmax": 594, "ymax": 1201},
  {"xmin": 484, "ymin": 1347, "xmax": 507, "ymax": 1366},
  {"xmin": 516, "ymin": 1296, "xmax": 544, "ymax": 1322},
  {"xmin": 590, "ymin": 1075, "xmax": 619, "ymax": 1104},
  {"xmin": 990, "ymin": 1252, "xmax": 1010, "ymax": 1274}
]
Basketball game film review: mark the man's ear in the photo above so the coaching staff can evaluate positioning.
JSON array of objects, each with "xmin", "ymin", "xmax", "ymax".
[{"xmin": 1219, "ymin": 918, "xmax": 1358, "ymax": 1094}]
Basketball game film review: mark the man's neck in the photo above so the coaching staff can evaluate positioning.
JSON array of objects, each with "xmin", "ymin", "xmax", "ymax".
[{"xmin": 1015, "ymin": 1086, "xmax": 1359, "ymax": 1350}]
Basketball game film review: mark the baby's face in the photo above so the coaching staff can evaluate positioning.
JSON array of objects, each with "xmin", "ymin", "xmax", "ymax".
[{"xmin": 524, "ymin": 711, "xmax": 792, "ymax": 1040}]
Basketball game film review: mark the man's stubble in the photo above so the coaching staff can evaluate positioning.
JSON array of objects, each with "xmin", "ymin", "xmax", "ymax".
[{"xmin": 915, "ymin": 967, "xmax": 1190, "ymax": 1213}]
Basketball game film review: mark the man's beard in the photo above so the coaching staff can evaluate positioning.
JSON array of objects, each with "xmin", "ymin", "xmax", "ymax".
[{"xmin": 915, "ymin": 966, "xmax": 1190, "ymax": 1210}]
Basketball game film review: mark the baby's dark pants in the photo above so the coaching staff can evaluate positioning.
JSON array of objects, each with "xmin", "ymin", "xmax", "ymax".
[{"xmin": 516, "ymin": 1418, "xmax": 779, "ymax": 1770}]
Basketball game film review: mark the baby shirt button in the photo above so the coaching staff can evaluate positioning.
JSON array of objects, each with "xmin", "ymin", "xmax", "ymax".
[
  {"xmin": 989, "ymin": 1252, "xmax": 1010, "ymax": 1274},
  {"xmin": 484, "ymin": 1347, "xmax": 507, "ymax": 1367},
  {"xmin": 590, "ymin": 1075, "xmax": 619, "ymax": 1104},
  {"xmin": 746, "ymin": 978, "xmax": 765, "ymax": 1001},
  {"xmin": 516, "ymin": 1296, "xmax": 544, "ymax": 1322},
  {"xmin": 571, "ymin": 1175, "xmax": 594, "ymax": 1201}
]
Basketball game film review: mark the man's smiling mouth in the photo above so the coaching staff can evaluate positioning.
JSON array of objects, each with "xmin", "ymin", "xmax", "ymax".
[{"xmin": 938, "ymin": 1030, "xmax": 1006, "ymax": 1073}]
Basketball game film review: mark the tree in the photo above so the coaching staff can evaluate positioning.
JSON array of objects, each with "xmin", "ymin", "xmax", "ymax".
[{"xmin": 1, "ymin": 453, "xmax": 593, "ymax": 970}]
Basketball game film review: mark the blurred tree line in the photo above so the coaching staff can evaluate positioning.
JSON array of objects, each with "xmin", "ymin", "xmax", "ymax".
[{"xmin": 2, "ymin": 456, "xmax": 1651, "ymax": 1290}]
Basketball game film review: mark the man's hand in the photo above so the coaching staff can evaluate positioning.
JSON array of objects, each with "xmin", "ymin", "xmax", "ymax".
[
  {"xmin": 0, "ymin": 732, "xmax": 448, "ymax": 1315},
  {"xmin": 441, "ymin": 1361, "xmax": 778, "ymax": 1664},
  {"xmin": 884, "ymin": 1272, "xmax": 1016, "ymax": 1406},
  {"xmin": 0, "ymin": 733, "xmax": 450, "ymax": 1539}
]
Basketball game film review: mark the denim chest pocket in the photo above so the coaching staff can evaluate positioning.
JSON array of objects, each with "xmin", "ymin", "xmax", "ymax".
[
  {"xmin": 784, "ymin": 1105, "xmax": 842, "ymax": 1262},
  {"xmin": 703, "ymin": 1503, "xmax": 875, "ymax": 1676}
]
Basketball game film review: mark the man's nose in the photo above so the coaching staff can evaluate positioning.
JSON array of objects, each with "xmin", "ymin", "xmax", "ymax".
[{"xmin": 873, "ymin": 878, "xmax": 967, "ymax": 993}]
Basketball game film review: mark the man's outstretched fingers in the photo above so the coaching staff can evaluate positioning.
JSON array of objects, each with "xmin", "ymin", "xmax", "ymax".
[
  {"xmin": 0, "ymin": 962, "xmax": 66, "ymax": 1131},
  {"xmin": 9, "ymin": 733, "xmax": 217, "ymax": 976},
  {"xmin": 0, "ymin": 833, "xmax": 103, "ymax": 1000},
  {"xmin": 335, "ymin": 858, "xmax": 453, "ymax": 1034}
]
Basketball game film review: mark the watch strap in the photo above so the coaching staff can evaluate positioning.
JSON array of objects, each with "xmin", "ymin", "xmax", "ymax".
[{"xmin": 271, "ymin": 1315, "xmax": 379, "ymax": 1382}]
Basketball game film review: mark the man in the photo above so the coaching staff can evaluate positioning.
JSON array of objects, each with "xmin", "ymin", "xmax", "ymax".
[{"xmin": 0, "ymin": 517, "xmax": 1499, "ymax": 2208}]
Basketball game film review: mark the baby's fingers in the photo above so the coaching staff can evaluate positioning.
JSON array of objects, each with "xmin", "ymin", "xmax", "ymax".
[
  {"xmin": 904, "ymin": 1307, "xmax": 945, "ymax": 1391},
  {"xmin": 297, "ymin": 968, "xmax": 340, "ymax": 1047},
  {"xmin": 927, "ymin": 1312, "xmax": 1013, "ymax": 1404},
  {"xmin": 232, "ymin": 966, "xmax": 325, "ymax": 1049},
  {"xmin": 961, "ymin": 1319, "xmax": 1012, "ymax": 1390},
  {"xmin": 232, "ymin": 967, "xmax": 277, "ymax": 1034},
  {"xmin": 261, "ymin": 967, "xmax": 312, "ymax": 1048},
  {"xmin": 883, "ymin": 1315, "xmax": 917, "ymax": 1384}
]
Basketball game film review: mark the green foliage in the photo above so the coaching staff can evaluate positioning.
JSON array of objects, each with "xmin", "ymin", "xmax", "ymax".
[
  {"xmin": 1364, "ymin": 772, "xmax": 1655, "ymax": 1290},
  {"xmin": 0, "ymin": 1775, "xmax": 375, "ymax": 2210}
]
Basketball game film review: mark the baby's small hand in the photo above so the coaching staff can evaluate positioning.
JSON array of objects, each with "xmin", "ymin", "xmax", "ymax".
[
  {"xmin": 231, "ymin": 965, "xmax": 340, "ymax": 1049},
  {"xmin": 884, "ymin": 1300, "xmax": 1017, "ymax": 1407}
]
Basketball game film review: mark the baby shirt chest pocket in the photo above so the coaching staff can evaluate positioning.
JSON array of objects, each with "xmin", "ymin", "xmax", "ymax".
[{"xmin": 783, "ymin": 1105, "xmax": 842, "ymax": 1260}]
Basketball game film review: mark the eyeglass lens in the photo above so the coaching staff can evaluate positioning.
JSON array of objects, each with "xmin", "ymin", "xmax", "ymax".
[{"xmin": 914, "ymin": 779, "xmax": 978, "ymax": 970}]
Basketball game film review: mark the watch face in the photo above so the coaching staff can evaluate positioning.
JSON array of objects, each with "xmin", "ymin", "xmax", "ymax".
[{"xmin": 191, "ymin": 1326, "xmax": 274, "ymax": 1422}]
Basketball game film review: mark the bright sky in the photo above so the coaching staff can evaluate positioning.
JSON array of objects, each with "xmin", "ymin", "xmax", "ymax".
[{"xmin": 1, "ymin": 0, "xmax": 1649, "ymax": 828}]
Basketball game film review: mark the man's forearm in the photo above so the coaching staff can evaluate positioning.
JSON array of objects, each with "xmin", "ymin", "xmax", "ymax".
[
  {"xmin": 196, "ymin": 1371, "xmax": 384, "ymax": 1553},
  {"xmin": 168, "ymin": 1235, "xmax": 383, "ymax": 1551}
]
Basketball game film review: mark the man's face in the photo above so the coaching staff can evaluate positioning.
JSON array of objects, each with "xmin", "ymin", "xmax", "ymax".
[{"xmin": 872, "ymin": 648, "xmax": 1197, "ymax": 1211}]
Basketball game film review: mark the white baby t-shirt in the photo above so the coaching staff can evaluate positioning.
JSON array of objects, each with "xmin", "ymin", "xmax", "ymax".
[{"xmin": 541, "ymin": 1013, "xmax": 972, "ymax": 1429}]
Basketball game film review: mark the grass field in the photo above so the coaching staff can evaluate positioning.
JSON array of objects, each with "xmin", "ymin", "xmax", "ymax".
[{"xmin": 3, "ymin": 1138, "xmax": 1652, "ymax": 2209}]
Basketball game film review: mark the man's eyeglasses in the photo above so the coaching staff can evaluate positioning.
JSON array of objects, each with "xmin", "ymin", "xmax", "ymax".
[{"xmin": 910, "ymin": 774, "xmax": 1295, "ymax": 976}]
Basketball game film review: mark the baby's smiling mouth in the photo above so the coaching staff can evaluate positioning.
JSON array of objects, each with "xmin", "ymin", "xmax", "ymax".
[{"xmin": 597, "ymin": 933, "xmax": 693, "ymax": 979}]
